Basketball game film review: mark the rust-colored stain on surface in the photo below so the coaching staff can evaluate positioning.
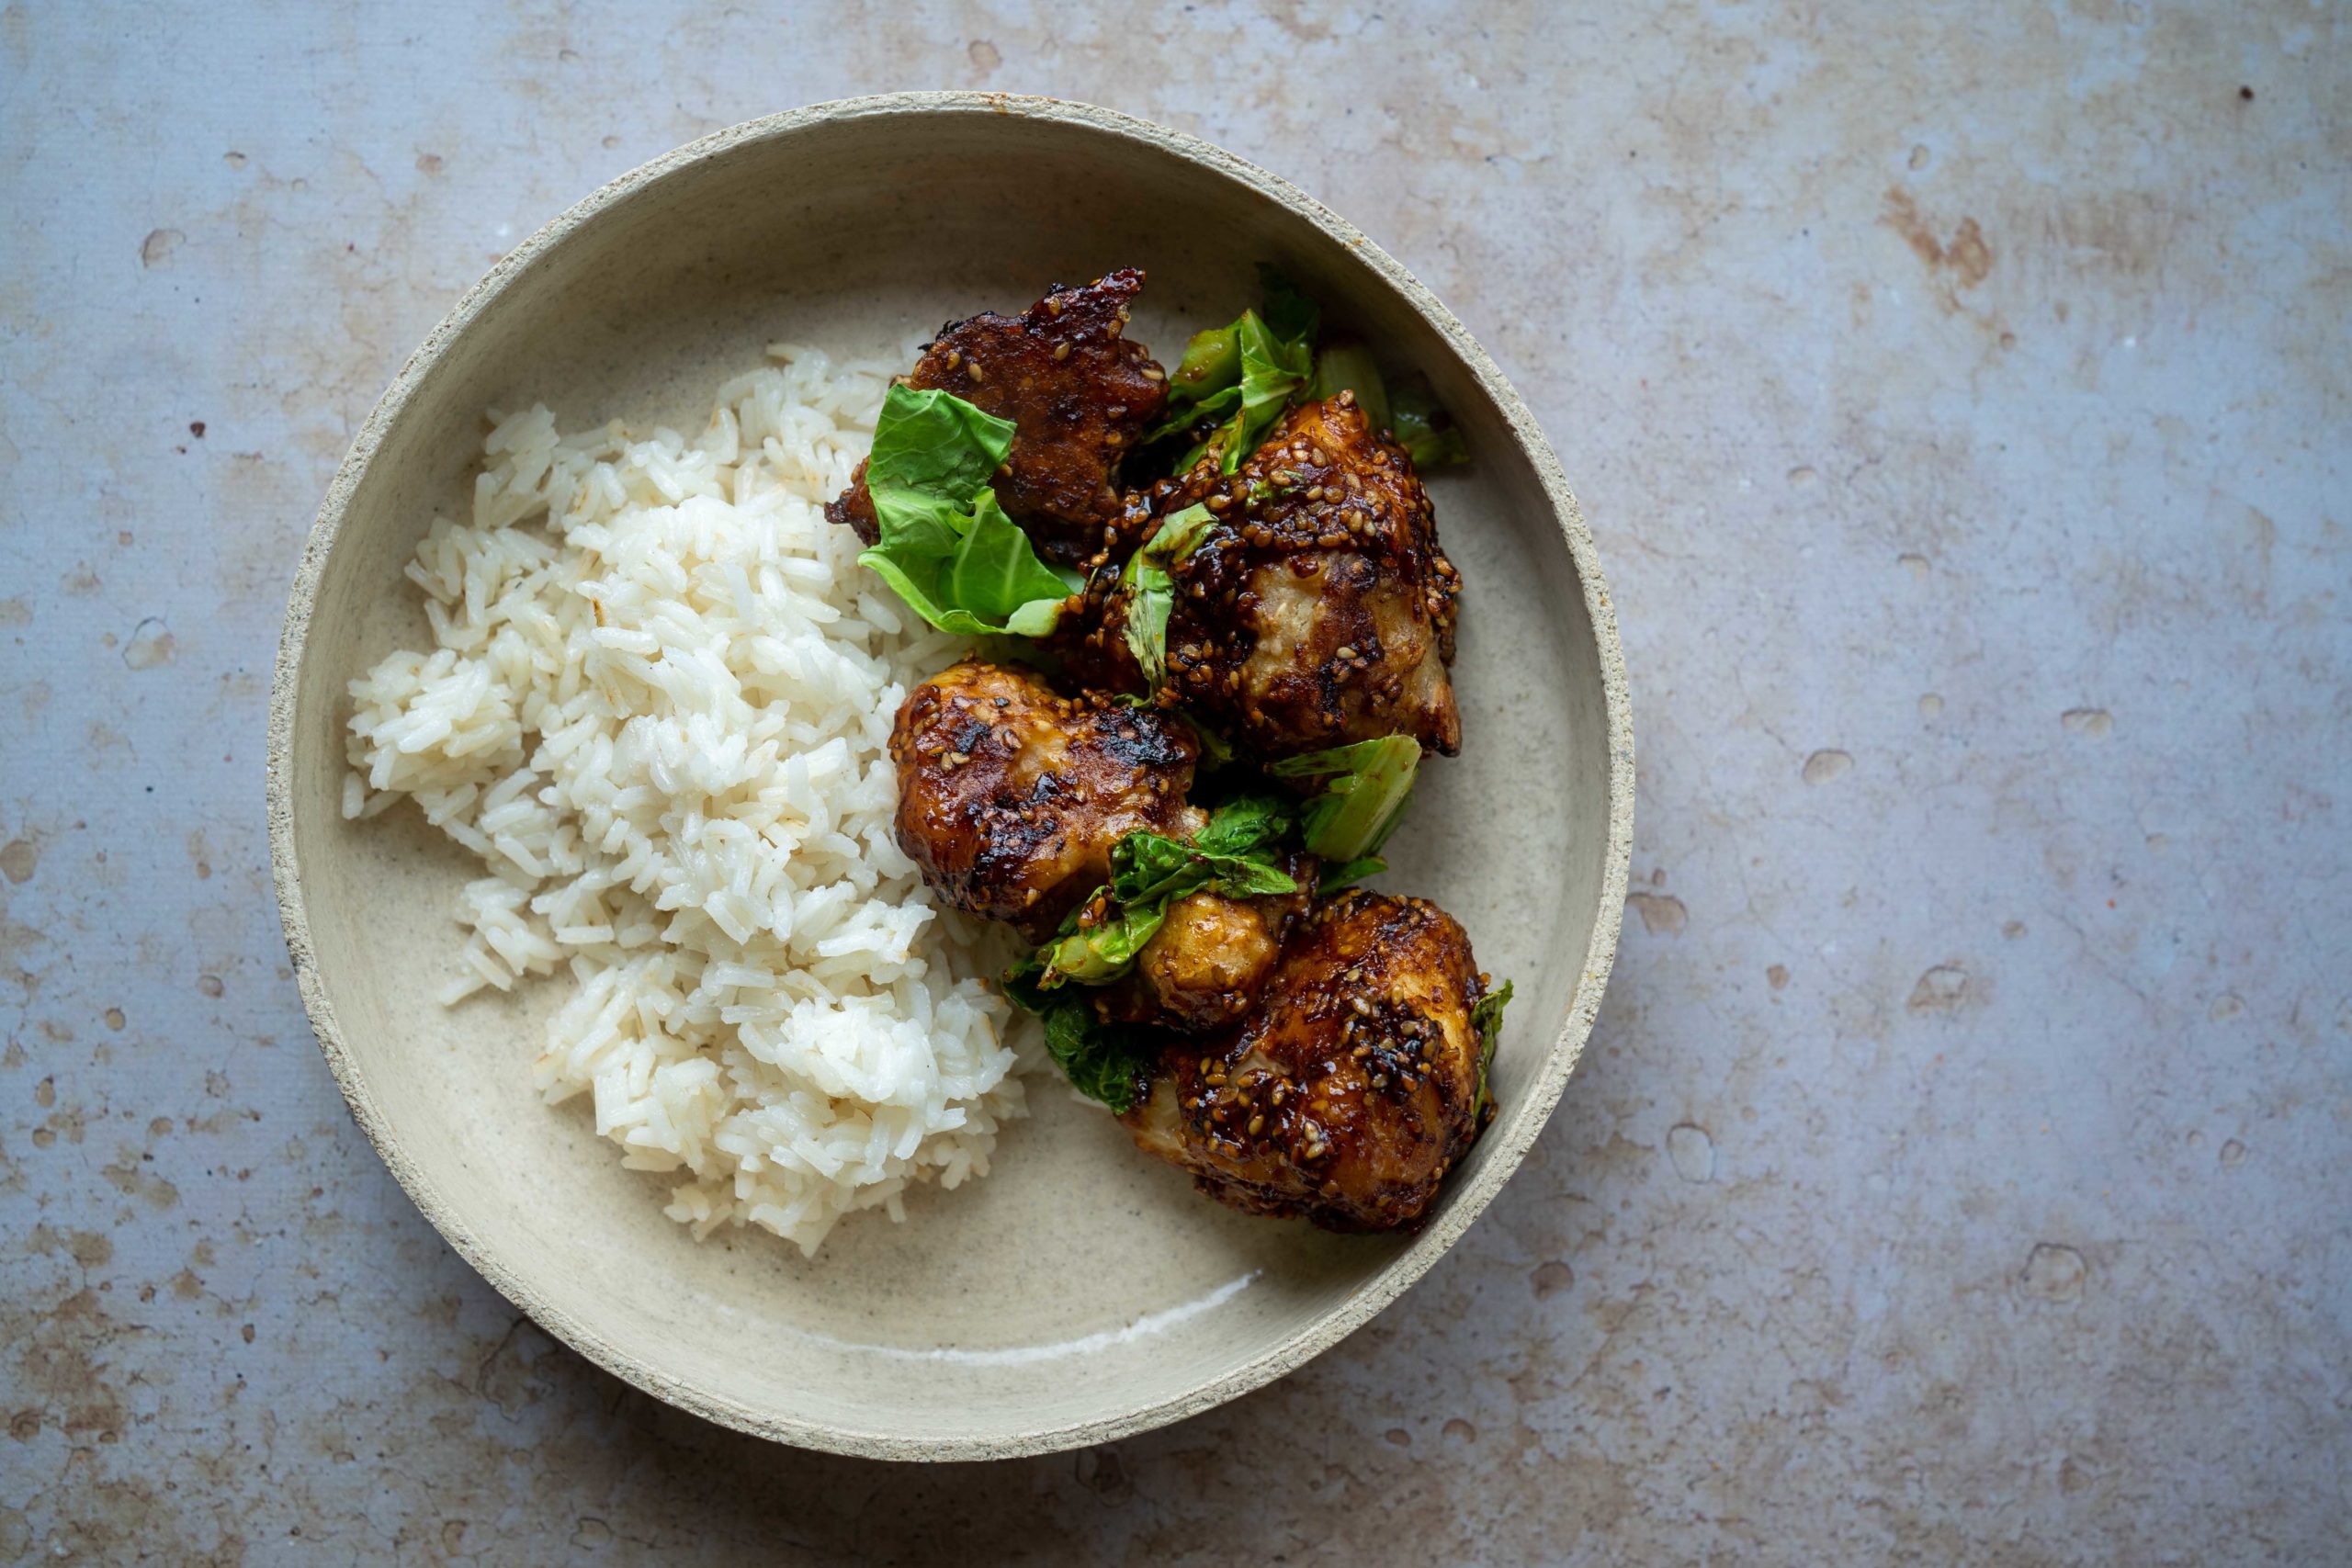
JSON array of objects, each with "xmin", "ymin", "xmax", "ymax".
[{"xmin": 1882, "ymin": 187, "xmax": 1995, "ymax": 293}]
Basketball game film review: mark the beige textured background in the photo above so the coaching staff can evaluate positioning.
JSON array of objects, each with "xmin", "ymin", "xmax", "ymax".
[{"xmin": 3, "ymin": 2, "xmax": 2347, "ymax": 1562}]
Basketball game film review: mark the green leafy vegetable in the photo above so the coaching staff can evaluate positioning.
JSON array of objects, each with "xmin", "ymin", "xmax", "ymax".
[
  {"xmin": 1178, "ymin": 712, "xmax": 1237, "ymax": 767},
  {"xmin": 999, "ymin": 926, "xmax": 1157, "ymax": 1114},
  {"xmin": 1119, "ymin": 502, "xmax": 1217, "ymax": 689},
  {"xmin": 1039, "ymin": 996, "xmax": 1146, "ymax": 1112},
  {"xmin": 1146, "ymin": 268, "xmax": 1468, "ymax": 485},
  {"xmin": 1147, "ymin": 270, "xmax": 1322, "ymax": 474},
  {"xmin": 1389, "ymin": 376, "xmax": 1470, "ymax": 468},
  {"xmin": 1307, "ymin": 345, "xmax": 1468, "ymax": 469},
  {"xmin": 1306, "ymin": 340, "xmax": 1391, "ymax": 434},
  {"xmin": 995, "ymin": 779, "xmax": 1351, "ymax": 1119},
  {"xmin": 1111, "ymin": 794, "xmax": 1297, "ymax": 906},
  {"xmin": 1141, "ymin": 381, "xmax": 1239, "ymax": 446},
  {"xmin": 1211, "ymin": 310, "xmax": 1317, "ymax": 472},
  {"xmin": 1000, "ymin": 946, "xmax": 1051, "ymax": 1012},
  {"xmin": 1012, "ymin": 794, "xmax": 1300, "ymax": 1006},
  {"xmin": 938, "ymin": 490, "xmax": 1082, "ymax": 635},
  {"xmin": 866, "ymin": 381, "xmax": 1015, "ymax": 520},
  {"xmin": 1108, "ymin": 829, "xmax": 1295, "ymax": 907},
  {"xmin": 1103, "ymin": 833, "xmax": 1205, "ymax": 908},
  {"xmin": 854, "ymin": 384, "xmax": 1080, "ymax": 637},
  {"xmin": 1255, "ymin": 263, "xmax": 1321, "ymax": 344},
  {"xmin": 1149, "ymin": 311, "xmax": 1312, "ymax": 474},
  {"xmin": 1316, "ymin": 856, "xmax": 1386, "ymax": 895},
  {"xmin": 1038, "ymin": 901, "xmax": 1170, "ymax": 986},
  {"xmin": 1170, "ymin": 324, "xmax": 1242, "ymax": 400},
  {"xmin": 1188, "ymin": 793, "xmax": 1295, "ymax": 859},
  {"xmin": 1269, "ymin": 735, "xmax": 1422, "ymax": 862},
  {"xmin": 1006, "ymin": 934, "xmax": 1148, "ymax": 1110},
  {"xmin": 1470, "ymin": 978, "xmax": 1512, "ymax": 1115}
]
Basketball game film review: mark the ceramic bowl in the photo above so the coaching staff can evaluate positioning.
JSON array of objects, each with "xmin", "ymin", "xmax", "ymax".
[{"xmin": 267, "ymin": 93, "xmax": 1632, "ymax": 1460}]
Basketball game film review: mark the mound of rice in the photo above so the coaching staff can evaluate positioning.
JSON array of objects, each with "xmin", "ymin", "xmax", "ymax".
[{"xmin": 342, "ymin": 344, "xmax": 1034, "ymax": 1256}]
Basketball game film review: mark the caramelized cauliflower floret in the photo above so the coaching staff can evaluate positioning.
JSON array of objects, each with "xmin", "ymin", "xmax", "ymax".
[
  {"xmin": 1062, "ymin": 393, "xmax": 1462, "ymax": 753},
  {"xmin": 1120, "ymin": 889, "xmax": 1490, "ymax": 1230},
  {"xmin": 888, "ymin": 660, "xmax": 1201, "ymax": 940}
]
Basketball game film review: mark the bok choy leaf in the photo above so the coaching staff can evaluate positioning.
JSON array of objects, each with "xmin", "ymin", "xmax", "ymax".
[
  {"xmin": 1000, "ymin": 951, "xmax": 1144, "ymax": 1111},
  {"xmin": 1315, "ymin": 856, "xmax": 1387, "ymax": 894},
  {"xmin": 1037, "ymin": 901, "xmax": 1170, "ymax": 987},
  {"xmin": 1388, "ymin": 375, "xmax": 1470, "ymax": 468},
  {"xmin": 1268, "ymin": 735, "xmax": 1422, "ymax": 863},
  {"xmin": 1110, "ymin": 794, "xmax": 1298, "ymax": 908},
  {"xmin": 1147, "ymin": 268, "xmax": 1321, "ymax": 474},
  {"xmin": 855, "ymin": 383, "xmax": 1080, "ymax": 637},
  {"xmin": 1471, "ymin": 978, "xmax": 1512, "ymax": 1115},
  {"xmin": 1119, "ymin": 502, "xmax": 1218, "ymax": 689},
  {"xmin": 1306, "ymin": 340, "xmax": 1391, "ymax": 434},
  {"xmin": 1009, "ymin": 795, "xmax": 1300, "ymax": 998}
]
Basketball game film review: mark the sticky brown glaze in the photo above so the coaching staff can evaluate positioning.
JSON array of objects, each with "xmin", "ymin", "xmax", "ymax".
[
  {"xmin": 826, "ymin": 269, "xmax": 1171, "ymax": 566},
  {"xmin": 888, "ymin": 660, "xmax": 1202, "ymax": 940},
  {"xmin": 1063, "ymin": 394, "xmax": 1463, "ymax": 754},
  {"xmin": 1120, "ymin": 889, "xmax": 1490, "ymax": 1230},
  {"xmin": 1048, "ymin": 458, "xmax": 1218, "ymax": 695},
  {"xmin": 1094, "ymin": 850, "xmax": 1317, "ymax": 1033}
]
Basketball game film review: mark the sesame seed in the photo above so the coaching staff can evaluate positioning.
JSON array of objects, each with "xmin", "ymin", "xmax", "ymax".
[
  {"xmin": 966, "ymin": 361, "xmax": 985, "ymax": 382},
  {"xmin": 1053, "ymin": 341, "xmax": 1071, "ymax": 361},
  {"xmin": 1141, "ymin": 365, "xmax": 1165, "ymax": 381},
  {"xmin": 1247, "ymin": 1114, "xmax": 1264, "ymax": 1135}
]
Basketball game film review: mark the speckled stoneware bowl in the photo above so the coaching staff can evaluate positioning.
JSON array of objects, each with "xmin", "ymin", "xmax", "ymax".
[{"xmin": 267, "ymin": 93, "xmax": 1632, "ymax": 1460}]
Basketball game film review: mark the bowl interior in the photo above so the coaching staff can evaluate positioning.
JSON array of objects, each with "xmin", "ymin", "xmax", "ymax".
[{"xmin": 277, "ymin": 98, "xmax": 1623, "ymax": 1457}]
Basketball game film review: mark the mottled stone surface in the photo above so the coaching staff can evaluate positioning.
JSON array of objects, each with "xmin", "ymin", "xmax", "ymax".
[{"xmin": 3, "ymin": 2, "xmax": 2346, "ymax": 1562}]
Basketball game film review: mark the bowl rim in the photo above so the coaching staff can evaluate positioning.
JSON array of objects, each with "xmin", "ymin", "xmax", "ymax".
[{"xmin": 266, "ymin": 90, "xmax": 1634, "ymax": 1461}]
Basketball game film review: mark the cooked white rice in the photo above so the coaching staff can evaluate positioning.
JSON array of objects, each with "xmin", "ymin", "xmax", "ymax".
[{"xmin": 342, "ymin": 344, "xmax": 1034, "ymax": 1256}]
